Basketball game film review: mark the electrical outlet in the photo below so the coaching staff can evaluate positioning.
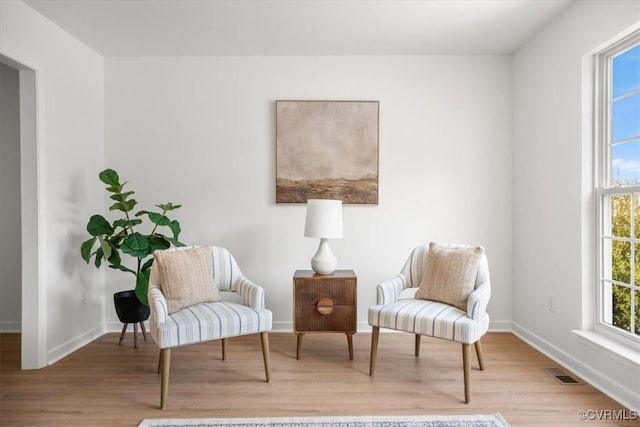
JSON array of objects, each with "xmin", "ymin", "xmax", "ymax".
[{"xmin": 547, "ymin": 293, "xmax": 555, "ymax": 313}]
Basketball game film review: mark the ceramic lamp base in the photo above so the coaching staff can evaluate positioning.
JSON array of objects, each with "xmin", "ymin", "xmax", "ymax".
[{"xmin": 310, "ymin": 238, "xmax": 337, "ymax": 275}]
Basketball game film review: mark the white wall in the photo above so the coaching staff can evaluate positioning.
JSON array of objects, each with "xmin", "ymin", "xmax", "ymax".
[
  {"xmin": 512, "ymin": 0, "xmax": 640, "ymax": 411},
  {"xmin": 0, "ymin": 61, "xmax": 22, "ymax": 332},
  {"xmin": 105, "ymin": 55, "xmax": 512, "ymax": 331},
  {"xmin": 0, "ymin": 0, "xmax": 105, "ymax": 365}
]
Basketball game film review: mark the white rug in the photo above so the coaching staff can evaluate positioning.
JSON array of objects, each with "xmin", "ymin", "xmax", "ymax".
[{"xmin": 138, "ymin": 414, "xmax": 510, "ymax": 427}]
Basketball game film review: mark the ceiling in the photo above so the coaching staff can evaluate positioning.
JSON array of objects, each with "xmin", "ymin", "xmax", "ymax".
[{"xmin": 23, "ymin": 0, "xmax": 574, "ymax": 57}]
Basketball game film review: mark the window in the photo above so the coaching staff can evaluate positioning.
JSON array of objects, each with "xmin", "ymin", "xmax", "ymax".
[{"xmin": 596, "ymin": 31, "xmax": 640, "ymax": 342}]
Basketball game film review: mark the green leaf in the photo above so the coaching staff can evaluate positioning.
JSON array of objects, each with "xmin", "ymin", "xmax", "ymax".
[
  {"xmin": 108, "ymin": 263, "xmax": 136, "ymax": 274},
  {"xmin": 97, "ymin": 236, "xmax": 112, "ymax": 260},
  {"xmin": 135, "ymin": 270, "xmax": 151, "ymax": 305},
  {"xmin": 169, "ymin": 220, "xmax": 181, "ymax": 240},
  {"xmin": 121, "ymin": 233, "xmax": 151, "ymax": 258},
  {"xmin": 105, "ymin": 185, "xmax": 122, "ymax": 193},
  {"xmin": 113, "ymin": 218, "xmax": 142, "ymax": 229},
  {"xmin": 148, "ymin": 212, "xmax": 171, "ymax": 226},
  {"xmin": 80, "ymin": 237, "xmax": 96, "ymax": 262},
  {"xmin": 99, "ymin": 169, "xmax": 120, "ymax": 187},
  {"xmin": 109, "ymin": 199, "xmax": 137, "ymax": 213},
  {"xmin": 166, "ymin": 237, "xmax": 185, "ymax": 247},
  {"xmin": 107, "ymin": 247, "xmax": 121, "ymax": 267},
  {"xmin": 94, "ymin": 247, "xmax": 103, "ymax": 268},
  {"xmin": 108, "ymin": 201, "xmax": 123, "ymax": 211},
  {"xmin": 148, "ymin": 235, "xmax": 171, "ymax": 252},
  {"xmin": 124, "ymin": 199, "xmax": 137, "ymax": 211},
  {"xmin": 134, "ymin": 210, "xmax": 148, "ymax": 217},
  {"xmin": 109, "ymin": 233, "xmax": 125, "ymax": 248},
  {"xmin": 110, "ymin": 191, "xmax": 135, "ymax": 202},
  {"xmin": 141, "ymin": 257, "xmax": 155, "ymax": 272},
  {"xmin": 157, "ymin": 202, "xmax": 182, "ymax": 211},
  {"xmin": 87, "ymin": 215, "xmax": 114, "ymax": 237}
]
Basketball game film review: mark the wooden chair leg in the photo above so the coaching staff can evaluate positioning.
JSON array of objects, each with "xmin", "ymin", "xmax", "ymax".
[
  {"xmin": 475, "ymin": 340, "xmax": 485, "ymax": 370},
  {"xmin": 415, "ymin": 334, "xmax": 421, "ymax": 357},
  {"xmin": 160, "ymin": 349, "xmax": 171, "ymax": 409},
  {"xmin": 462, "ymin": 343, "xmax": 471, "ymax": 404},
  {"xmin": 156, "ymin": 351, "xmax": 161, "ymax": 374},
  {"xmin": 260, "ymin": 332, "xmax": 271, "ymax": 383},
  {"xmin": 221, "ymin": 338, "xmax": 226, "ymax": 361},
  {"xmin": 369, "ymin": 326, "xmax": 379, "ymax": 376},
  {"xmin": 118, "ymin": 323, "xmax": 127, "ymax": 345},
  {"xmin": 346, "ymin": 333, "xmax": 354, "ymax": 360}
]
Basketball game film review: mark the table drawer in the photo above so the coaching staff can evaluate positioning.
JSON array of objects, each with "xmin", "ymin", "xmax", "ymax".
[
  {"xmin": 294, "ymin": 279, "xmax": 356, "ymax": 306},
  {"xmin": 295, "ymin": 306, "xmax": 356, "ymax": 332}
]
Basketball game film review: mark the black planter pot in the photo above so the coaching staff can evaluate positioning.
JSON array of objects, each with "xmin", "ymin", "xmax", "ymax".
[
  {"xmin": 113, "ymin": 290, "xmax": 150, "ymax": 348},
  {"xmin": 113, "ymin": 290, "xmax": 150, "ymax": 324}
]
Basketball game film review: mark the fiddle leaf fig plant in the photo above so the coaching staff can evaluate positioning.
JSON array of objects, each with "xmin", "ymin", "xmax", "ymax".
[{"xmin": 80, "ymin": 168, "xmax": 184, "ymax": 305}]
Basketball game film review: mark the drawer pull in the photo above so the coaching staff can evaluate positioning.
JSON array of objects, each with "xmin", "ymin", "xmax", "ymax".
[{"xmin": 316, "ymin": 297, "xmax": 334, "ymax": 315}]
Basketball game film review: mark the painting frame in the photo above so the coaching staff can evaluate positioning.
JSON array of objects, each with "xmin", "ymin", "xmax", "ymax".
[{"xmin": 275, "ymin": 100, "xmax": 379, "ymax": 205}]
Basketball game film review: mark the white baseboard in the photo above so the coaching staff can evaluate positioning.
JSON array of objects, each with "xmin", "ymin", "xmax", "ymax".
[
  {"xmin": 511, "ymin": 321, "xmax": 639, "ymax": 412},
  {"xmin": 271, "ymin": 321, "xmax": 293, "ymax": 333},
  {"xmin": 359, "ymin": 321, "xmax": 372, "ymax": 333},
  {"xmin": 105, "ymin": 320, "xmax": 149, "ymax": 333},
  {"xmin": 273, "ymin": 321, "xmax": 429, "ymax": 333},
  {"xmin": 47, "ymin": 323, "xmax": 105, "ymax": 365},
  {"xmin": 272, "ymin": 320, "xmax": 513, "ymax": 334},
  {"xmin": 488, "ymin": 320, "xmax": 512, "ymax": 332},
  {"xmin": 0, "ymin": 321, "xmax": 21, "ymax": 333}
]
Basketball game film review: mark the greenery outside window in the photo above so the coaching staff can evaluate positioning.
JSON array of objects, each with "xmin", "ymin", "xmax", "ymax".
[{"xmin": 596, "ymin": 31, "xmax": 640, "ymax": 343}]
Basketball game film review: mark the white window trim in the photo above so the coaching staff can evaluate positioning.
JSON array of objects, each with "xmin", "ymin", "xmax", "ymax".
[{"xmin": 593, "ymin": 28, "xmax": 640, "ymax": 347}]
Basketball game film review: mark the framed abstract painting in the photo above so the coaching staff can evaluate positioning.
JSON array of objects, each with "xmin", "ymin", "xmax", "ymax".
[{"xmin": 275, "ymin": 100, "xmax": 379, "ymax": 204}]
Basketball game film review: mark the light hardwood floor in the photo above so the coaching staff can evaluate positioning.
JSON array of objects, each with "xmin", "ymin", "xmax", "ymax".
[{"xmin": 0, "ymin": 332, "xmax": 635, "ymax": 426}]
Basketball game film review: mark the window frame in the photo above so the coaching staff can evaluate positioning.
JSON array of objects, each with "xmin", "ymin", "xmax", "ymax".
[{"xmin": 594, "ymin": 30, "xmax": 640, "ymax": 345}]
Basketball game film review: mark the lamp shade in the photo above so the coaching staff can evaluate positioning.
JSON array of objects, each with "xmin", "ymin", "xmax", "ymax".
[{"xmin": 304, "ymin": 199, "xmax": 343, "ymax": 239}]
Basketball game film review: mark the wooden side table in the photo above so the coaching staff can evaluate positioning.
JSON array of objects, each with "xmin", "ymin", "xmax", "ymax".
[{"xmin": 293, "ymin": 270, "xmax": 357, "ymax": 360}]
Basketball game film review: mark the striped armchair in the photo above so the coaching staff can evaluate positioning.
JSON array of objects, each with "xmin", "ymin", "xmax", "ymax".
[
  {"xmin": 368, "ymin": 243, "xmax": 491, "ymax": 403},
  {"xmin": 148, "ymin": 246, "xmax": 272, "ymax": 409}
]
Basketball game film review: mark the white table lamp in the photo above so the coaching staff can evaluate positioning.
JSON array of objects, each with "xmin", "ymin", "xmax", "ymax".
[{"xmin": 304, "ymin": 199, "xmax": 343, "ymax": 275}]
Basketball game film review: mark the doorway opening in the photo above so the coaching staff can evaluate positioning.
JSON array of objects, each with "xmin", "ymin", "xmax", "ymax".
[{"xmin": 0, "ymin": 53, "xmax": 45, "ymax": 369}]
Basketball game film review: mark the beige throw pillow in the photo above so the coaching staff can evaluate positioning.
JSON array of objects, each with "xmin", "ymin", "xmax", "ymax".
[
  {"xmin": 414, "ymin": 242, "xmax": 484, "ymax": 310},
  {"xmin": 154, "ymin": 246, "xmax": 221, "ymax": 314}
]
